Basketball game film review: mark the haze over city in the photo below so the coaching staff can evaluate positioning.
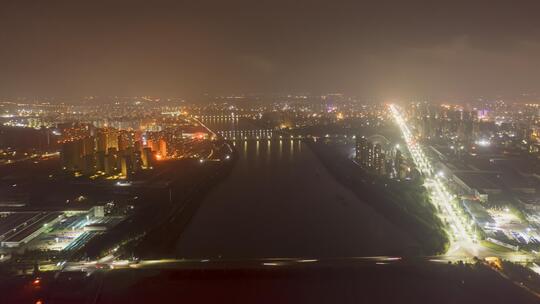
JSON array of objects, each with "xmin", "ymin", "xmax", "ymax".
[
  {"xmin": 3, "ymin": 1, "xmax": 540, "ymax": 303},
  {"xmin": 1, "ymin": 1, "xmax": 540, "ymax": 99}
]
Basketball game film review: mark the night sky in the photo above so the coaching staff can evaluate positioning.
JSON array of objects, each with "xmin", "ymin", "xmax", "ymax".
[{"xmin": 1, "ymin": 0, "xmax": 540, "ymax": 100}]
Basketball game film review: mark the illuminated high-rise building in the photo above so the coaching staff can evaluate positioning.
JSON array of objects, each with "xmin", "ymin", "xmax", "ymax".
[
  {"xmin": 96, "ymin": 132, "xmax": 107, "ymax": 152},
  {"xmin": 60, "ymin": 127, "xmax": 150, "ymax": 176},
  {"xmin": 83, "ymin": 154, "xmax": 96, "ymax": 175},
  {"xmin": 146, "ymin": 139, "xmax": 154, "ymax": 151},
  {"xmin": 106, "ymin": 130, "xmax": 119, "ymax": 150},
  {"xmin": 95, "ymin": 151, "xmax": 106, "ymax": 172},
  {"xmin": 355, "ymin": 136, "xmax": 373, "ymax": 168},
  {"xmin": 105, "ymin": 147, "xmax": 118, "ymax": 174},
  {"xmin": 134, "ymin": 140, "xmax": 142, "ymax": 152},
  {"xmin": 132, "ymin": 150, "xmax": 142, "ymax": 172},
  {"xmin": 82, "ymin": 136, "xmax": 95, "ymax": 156},
  {"xmin": 159, "ymin": 139, "xmax": 167, "ymax": 157},
  {"xmin": 365, "ymin": 141, "xmax": 374, "ymax": 169},
  {"xmin": 141, "ymin": 147, "xmax": 153, "ymax": 169},
  {"xmin": 373, "ymin": 144, "xmax": 385, "ymax": 175},
  {"xmin": 60, "ymin": 140, "xmax": 82, "ymax": 171},
  {"xmin": 120, "ymin": 155, "xmax": 133, "ymax": 178},
  {"xmin": 118, "ymin": 133, "xmax": 130, "ymax": 152},
  {"xmin": 395, "ymin": 149, "xmax": 406, "ymax": 179}
]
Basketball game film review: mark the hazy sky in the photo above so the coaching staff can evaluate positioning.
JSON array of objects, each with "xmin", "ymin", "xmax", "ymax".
[{"xmin": 1, "ymin": 0, "xmax": 540, "ymax": 100}]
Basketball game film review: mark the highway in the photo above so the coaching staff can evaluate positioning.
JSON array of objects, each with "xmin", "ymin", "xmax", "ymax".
[
  {"xmin": 390, "ymin": 104, "xmax": 494, "ymax": 259},
  {"xmin": 389, "ymin": 104, "xmax": 540, "ymax": 265}
]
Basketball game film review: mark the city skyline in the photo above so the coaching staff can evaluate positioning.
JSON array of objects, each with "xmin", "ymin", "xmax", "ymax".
[{"xmin": 3, "ymin": 1, "xmax": 540, "ymax": 303}]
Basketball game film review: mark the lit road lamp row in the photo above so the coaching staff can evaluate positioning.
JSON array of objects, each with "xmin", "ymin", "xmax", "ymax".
[{"xmin": 389, "ymin": 104, "xmax": 474, "ymax": 248}]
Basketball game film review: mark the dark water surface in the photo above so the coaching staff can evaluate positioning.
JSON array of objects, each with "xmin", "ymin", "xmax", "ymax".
[{"xmin": 176, "ymin": 137, "xmax": 419, "ymax": 259}]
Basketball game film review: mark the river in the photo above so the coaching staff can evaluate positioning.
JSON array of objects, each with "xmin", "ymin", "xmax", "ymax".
[{"xmin": 175, "ymin": 120, "xmax": 418, "ymax": 259}]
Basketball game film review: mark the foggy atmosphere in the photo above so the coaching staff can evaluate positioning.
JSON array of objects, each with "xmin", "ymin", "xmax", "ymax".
[{"xmin": 2, "ymin": 1, "xmax": 540, "ymax": 303}]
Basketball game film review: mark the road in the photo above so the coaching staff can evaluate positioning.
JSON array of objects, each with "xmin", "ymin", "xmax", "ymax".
[{"xmin": 389, "ymin": 104, "xmax": 524, "ymax": 261}]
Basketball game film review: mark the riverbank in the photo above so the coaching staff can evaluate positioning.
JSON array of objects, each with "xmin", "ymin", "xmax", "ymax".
[
  {"xmin": 128, "ymin": 154, "xmax": 238, "ymax": 259},
  {"xmin": 70, "ymin": 152, "xmax": 238, "ymax": 260},
  {"xmin": 306, "ymin": 140, "xmax": 449, "ymax": 255}
]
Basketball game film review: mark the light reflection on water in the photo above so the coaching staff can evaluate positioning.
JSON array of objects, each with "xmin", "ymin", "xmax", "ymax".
[
  {"xmin": 237, "ymin": 139, "xmax": 301, "ymax": 164},
  {"xmin": 176, "ymin": 133, "xmax": 416, "ymax": 259},
  {"xmin": 256, "ymin": 140, "xmax": 259, "ymax": 159},
  {"xmin": 176, "ymin": 119, "xmax": 417, "ymax": 258},
  {"xmin": 267, "ymin": 140, "xmax": 271, "ymax": 163}
]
